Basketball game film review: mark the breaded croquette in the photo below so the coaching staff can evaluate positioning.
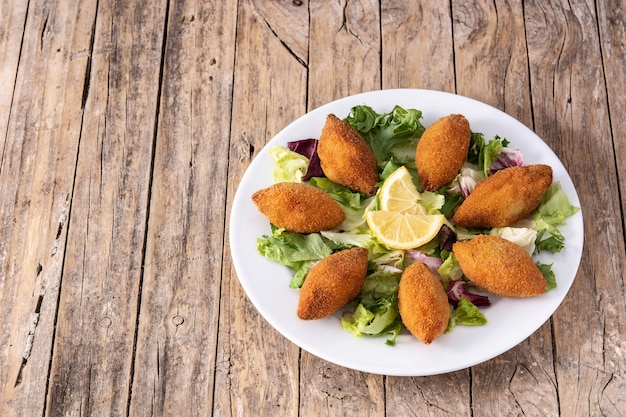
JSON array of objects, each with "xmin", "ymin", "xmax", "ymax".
[
  {"xmin": 252, "ymin": 182, "xmax": 345, "ymax": 234},
  {"xmin": 453, "ymin": 235, "xmax": 547, "ymax": 297},
  {"xmin": 297, "ymin": 248, "xmax": 368, "ymax": 320},
  {"xmin": 398, "ymin": 261, "xmax": 450, "ymax": 344},
  {"xmin": 318, "ymin": 114, "xmax": 379, "ymax": 195},
  {"xmin": 416, "ymin": 114, "xmax": 471, "ymax": 191},
  {"xmin": 453, "ymin": 164, "xmax": 552, "ymax": 228}
]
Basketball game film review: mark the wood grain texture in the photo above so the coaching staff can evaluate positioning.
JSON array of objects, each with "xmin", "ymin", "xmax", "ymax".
[
  {"xmin": 599, "ymin": 0, "xmax": 626, "ymax": 239},
  {"xmin": 386, "ymin": 371, "xmax": 471, "ymax": 417},
  {"xmin": 452, "ymin": 1, "xmax": 561, "ymax": 415},
  {"xmin": 381, "ymin": 4, "xmax": 473, "ymax": 416},
  {"xmin": 301, "ymin": 2, "xmax": 386, "ymax": 415},
  {"xmin": 0, "ymin": 0, "xmax": 97, "ymax": 415},
  {"xmin": 453, "ymin": 0, "xmax": 532, "ymax": 124},
  {"xmin": 525, "ymin": 1, "xmax": 626, "ymax": 416},
  {"xmin": 0, "ymin": 1, "xmax": 624, "ymax": 416},
  {"xmin": 309, "ymin": 0, "xmax": 381, "ymax": 108},
  {"xmin": 128, "ymin": 0, "xmax": 235, "ymax": 415},
  {"xmin": 46, "ymin": 1, "xmax": 166, "ymax": 415},
  {"xmin": 215, "ymin": 0, "xmax": 305, "ymax": 415},
  {"xmin": 0, "ymin": 0, "xmax": 27, "ymax": 155},
  {"xmin": 381, "ymin": 1, "xmax": 455, "ymax": 92}
]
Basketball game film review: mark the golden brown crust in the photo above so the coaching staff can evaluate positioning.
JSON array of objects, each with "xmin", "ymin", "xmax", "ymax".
[
  {"xmin": 398, "ymin": 261, "xmax": 450, "ymax": 344},
  {"xmin": 297, "ymin": 248, "xmax": 368, "ymax": 320},
  {"xmin": 251, "ymin": 182, "xmax": 346, "ymax": 233},
  {"xmin": 317, "ymin": 114, "xmax": 379, "ymax": 195},
  {"xmin": 416, "ymin": 114, "xmax": 471, "ymax": 191},
  {"xmin": 452, "ymin": 164, "xmax": 553, "ymax": 228},
  {"xmin": 453, "ymin": 235, "xmax": 547, "ymax": 297}
]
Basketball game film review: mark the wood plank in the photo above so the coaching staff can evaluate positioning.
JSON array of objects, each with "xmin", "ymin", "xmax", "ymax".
[
  {"xmin": 451, "ymin": 1, "xmax": 560, "ymax": 415},
  {"xmin": 0, "ymin": 0, "xmax": 97, "ymax": 415},
  {"xmin": 381, "ymin": 1, "xmax": 455, "ymax": 92},
  {"xmin": 381, "ymin": 3, "xmax": 473, "ymax": 416},
  {"xmin": 129, "ymin": 0, "xmax": 237, "ymax": 415},
  {"xmin": 45, "ymin": 0, "xmax": 166, "ymax": 415},
  {"xmin": 599, "ymin": 0, "xmax": 626, "ymax": 236},
  {"xmin": 308, "ymin": 0, "xmax": 381, "ymax": 108},
  {"xmin": 453, "ymin": 0, "xmax": 532, "ymax": 125},
  {"xmin": 215, "ymin": 0, "xmax": 305, "ymax": 415},
  {"xmin": 300, "ymin": 1, "xmax": 385, "ymax": 415},
  {"xmin": 0, "ymin": 0, "xmax": 28, "ymax": 153},
  {"xmin": 387, "ymin": 372, "xmax": 470, "ymax": 417},
  {"xmin": 524, "ymin": 0, "xmax": 626, "ymax": 415},
  {"xmin": 598, "ymin": 9, "xmax": 626, "ymax": 412}
]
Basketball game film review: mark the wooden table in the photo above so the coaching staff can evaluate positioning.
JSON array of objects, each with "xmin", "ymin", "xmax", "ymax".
[{"xmin": 1, "ymin": 1, "xmax": 624, "ymax": 416}]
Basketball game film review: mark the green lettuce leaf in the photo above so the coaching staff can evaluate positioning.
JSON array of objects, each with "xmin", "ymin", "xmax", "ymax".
[
  {"xmin": 467, "ymin": 133, "xmax": 510, "ymax": 175},
  {"xmin": 256, "ymin": 226, "xmax": 337, "ymax": 288},
  {"xmin": 533, "ymin": 181, "xmax": 580, "ymax": 253},
  {"xmin": 437, "ymin": 252, "xmax": 463, "ymax": 286},
  {"xmin": 345, "ymin": 105, "xmax": 425, "ymax": 168},
  {"xmin": 341, "ymin": 271, "xmax": 402, "ymax": 346},
  {"xmin": 536, "ymin": 262, "xmax": 557, "ymax": 290},
  {"xmin": 446, "ymin": 297, "xmax": 488, "ymax": 332},
  {"xmin": 419, "ymin": 190, "xmax": 445, "ymax": 214},
  {"xmin": 268, "ymin": 145, "xmax": 309, "ymax": 183},
  {"xmin": 309, "ymin": 177, "xmax": 363, "ymax": 209}
]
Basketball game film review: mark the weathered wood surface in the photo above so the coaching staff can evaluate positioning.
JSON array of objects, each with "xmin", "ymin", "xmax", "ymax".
[{"xmin": 1, "ymin": 1, "xmax": 624, "ymax": 416}]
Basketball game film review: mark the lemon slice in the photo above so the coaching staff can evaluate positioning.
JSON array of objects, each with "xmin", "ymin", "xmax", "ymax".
[
  {"xmin": 379, "ymin": 166, "xmax": 425, "ymax": 215},
  {"xmin": 366, "ymin": 210, "xmax": 444, "ymax": 250}
]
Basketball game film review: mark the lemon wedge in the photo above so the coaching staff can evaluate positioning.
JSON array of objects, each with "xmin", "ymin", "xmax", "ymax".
[
  {"xmin": 366, "ymin": 209, "xmax": 444, "ymax": 250},
  {"xmin": 378, "ymin": 166, "xmax": 425, "ymax": 215}
]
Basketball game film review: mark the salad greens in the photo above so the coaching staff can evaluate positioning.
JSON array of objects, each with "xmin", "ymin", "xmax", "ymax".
[
  {"xmin": 269, "ymin": 146, "xmax": 308, "ymax": 183},
  {"xmin": 346, "ymin": 105, "xmax": 425, "ymax": 169},
  {"xmin": 256, "ymin": 104, "xmax": 580, "ymax": 345},
  {"xmin": 257, "ymin": 225, "xmax": 338, "ymax": 288},
  {"xmin": 533, "ymin": 181, "xmax": 580, "ymax": 253},
  {"xmin": 340, "ymin": 271, "xmax": 402, "ymax": 346}
]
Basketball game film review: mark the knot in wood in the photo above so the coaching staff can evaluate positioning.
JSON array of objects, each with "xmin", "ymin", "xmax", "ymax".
[
  {"xmin": 172, "ymin": 315, "xmax": 185, "ymax": 326},
  {"xmin": 100, "ymin": 317, "xmax": 112, "ymax": 329}
]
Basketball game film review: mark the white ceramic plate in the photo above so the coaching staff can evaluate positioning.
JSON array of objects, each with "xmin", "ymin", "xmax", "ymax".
[{"xmin": 229, "ymin": 89, "xmax": 584, "ymax": 376}]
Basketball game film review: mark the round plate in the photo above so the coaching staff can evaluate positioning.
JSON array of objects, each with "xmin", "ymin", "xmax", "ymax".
[{"xmin": 229, "ymin": 89, "xmax": 584, "ymax": 376}]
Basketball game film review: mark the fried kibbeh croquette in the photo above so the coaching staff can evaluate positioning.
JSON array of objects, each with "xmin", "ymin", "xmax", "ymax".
[
  {"xmin": 297, "ymin": 248, "xmax": 368, "ymax": 320},
  {"xmin": 416, "ymin": 114, "xmax": 471, "ymax": 191},
  {"xmin": 317, "ymin": 114, "xmax": 379, "ymax": 195},
  {"xmin": 453, "ymin": 235, "xmax": 547, "ymax": 297},
  {"xmin": 453, "ymin": 164, "xmax": 552, "ymax": 228},
  {"xmin": 252, "ymin": 182, "xmax": 345, "ymax": 234},
  {"xmin": 398, "ymin": 261, "xmax": 450, "ymax": 344}
]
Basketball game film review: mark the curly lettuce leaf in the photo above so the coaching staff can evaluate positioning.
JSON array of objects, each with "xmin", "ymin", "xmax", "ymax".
[
  {"xmin": 437, "ymin": 252, "xmax": 464, "ymax": 285},
  {"xmin": 345, "ymin": 105, "xmax": 425, "ymax": 168},
  {"xmin": 446, "ymin": 297, "xmax": 488, "ymax": 332},
  {"xmin": 341, "ymin": 271, "xmax": 402, "ymax": 346},
  {"xmin": 257, "ymin": 226, "xmax": 337, "ymax": 288},
  {"xmin": 309, "ymin": 177, "xmax": 362, "ymax": 209},
  {"xmin": 467, "ymin": 133, "xmax": 513, "ymax": 175},
  {"xmin": 419, "ymin": 190, "xmax": 445, "ymax": 214},
  {"xmin": 533, "ymin": 181, "xmax": 580, "ymax": 253},
  {"xmin": 269, "ymin": 145, "xmax": 309, "ymax": 183},
  {"xmin": 536, "ymin": 262, "xmax": 557, "ymax": 290}
]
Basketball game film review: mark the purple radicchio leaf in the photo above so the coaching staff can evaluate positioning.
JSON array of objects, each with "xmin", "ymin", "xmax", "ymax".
[
  {"xmin": 438, "ymin": 224, "xmax": 457, "ymax": 252},
  {"xmin": 287, "ymin": 138, "xmax": 324, "ymax": 180},
  {"xmin": 447, "ymin": 279, "xmax": 491, "ymax": 308},
  {"xmin": 404, "ymin": 250, "xmax": 443, "ymax": 272},
  {"xmin": 489, "ymin": 147, "xmax": 523, "ymax": 174}
]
